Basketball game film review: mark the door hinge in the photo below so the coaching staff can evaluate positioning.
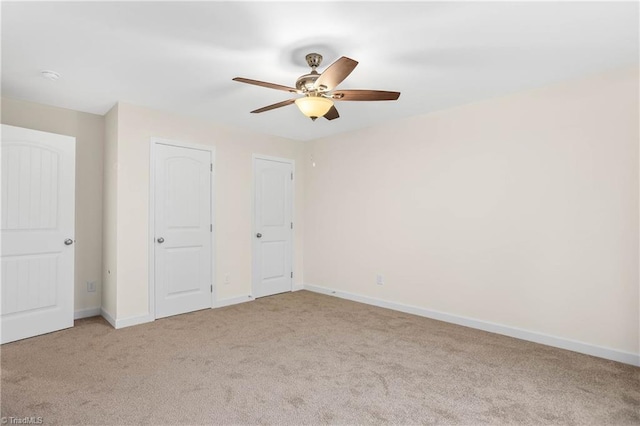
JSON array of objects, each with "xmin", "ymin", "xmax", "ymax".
[
  {"xmin": 291, "ymin": 272, "xmax": 293, "ymax": 278},
  {"xmin": 210, "ymin": 163, "xmax": 213, "ymax": 172},
  {"xmin": 291, "ymin": 172, "xmax": 293, "ymax": 180},
  {"xmin": 291, "ymin": 222, "xmax": 293, "ymax": 229},
  {"xmin": 210, "ymin": 284, "xmax": 213, "ymax": 293},
  {"xmin": 210, "ymin": 224, "xmax": 213, "ymax": 232}
]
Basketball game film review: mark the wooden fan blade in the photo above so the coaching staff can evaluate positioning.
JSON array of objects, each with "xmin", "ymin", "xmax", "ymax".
[
  {"xmin": 233, "ymin": 77, "xmax": 298, "ymax": 93},
  {"xmin": 324, "ymin": 105, "xmax": 340, "ymax": 120},
  {"xmin": 332, "ymin": 90, "xmax": 401, "ymax": 101},
  {"xmin": 314, "ymin": 57, "xmax": 358, "ymax": 91},
  {"xmin": 250, "ymin": 99, "xmax": 296, "ymax": 114}
]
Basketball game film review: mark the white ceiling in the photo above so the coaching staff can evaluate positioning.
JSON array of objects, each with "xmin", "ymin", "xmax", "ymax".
[{"xmin": 2, "ymin": 1, "xmax": 638, "ymax": 141}]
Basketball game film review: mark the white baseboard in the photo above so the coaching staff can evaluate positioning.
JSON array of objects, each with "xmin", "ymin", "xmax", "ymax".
[
  {"xmin": 74, "ymin": 307, "xmax": 101, "ymax": 320},
  {"xmin": 100, "ymin": 307, "xmax": 116, "ymax": 328},
  {"xmin": 304, "ymin": 283, "xmax": 640, "ymax": 367},
  {"xmin": 115, "ymin": 313, "xmax": 153, "ymax": 329},
  {"xmin": 100, "ymin": 295, "xmax": 256, "ymax": 329},
  {"xmin": 214, "ymin": 295, "xmax": 254, "ymax": 308},
  {"xmin": 99, "ymin": 308, "xmax": 153, "ymax": 329},
  {"xmin": 292, "ymin": 284, "xmax": 305, "ymax": 291}
]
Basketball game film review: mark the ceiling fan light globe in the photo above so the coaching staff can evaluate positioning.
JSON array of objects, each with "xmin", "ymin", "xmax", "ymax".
[{"xmin": 295, "ymin": 96, "xmax": 333, "ymax": 119}]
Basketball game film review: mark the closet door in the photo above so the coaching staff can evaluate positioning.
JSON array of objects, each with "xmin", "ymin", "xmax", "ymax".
[
  {"xmin": 252, "ymin": 156, "xmax": 293, "ymax": 298},
  {"xmin": 154, "ymin": 143, "xmax": 212, "ymax": 319}
]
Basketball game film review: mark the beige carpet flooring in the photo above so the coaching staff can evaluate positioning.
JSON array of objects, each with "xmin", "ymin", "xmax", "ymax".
[{"xmin": 1, "ymin": 290, "xmax": 639, "ymax": 425}]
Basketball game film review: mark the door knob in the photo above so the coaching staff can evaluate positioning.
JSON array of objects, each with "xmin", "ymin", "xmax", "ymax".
[
  {"xmin": 64, "ymin": 239, "xmax": 74, "ymax": 246},
  {"xmin": 256, "ymin": 233, "xmax": 262, "ymax": 238},
  {"xmin": 157, "ymin": 237, "xmax": 165, "ymax": 244}
]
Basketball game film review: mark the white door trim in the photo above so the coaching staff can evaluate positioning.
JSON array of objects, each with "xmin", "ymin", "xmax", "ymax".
[
  {"xmin": 251, "ymin": 154, "xmax": 295, "ymax": 298},
  {"xmin": 149, "ymin": 138, "xmax": 216, "ymax": 320}
]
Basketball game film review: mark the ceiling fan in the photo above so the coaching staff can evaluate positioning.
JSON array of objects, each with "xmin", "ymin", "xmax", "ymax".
[{"xmin": 233, "ymin": 53, "xmax": 400, "ymax": 121}]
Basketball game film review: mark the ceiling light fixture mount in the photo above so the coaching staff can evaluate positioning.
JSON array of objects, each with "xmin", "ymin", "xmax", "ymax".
[
  {"xmin": 41, "ymin": 70, "xmax": 61, "ymax": 81},
  {"xmin": 305, "ymin": 53, "xmax": 323, "ymax": 70}
]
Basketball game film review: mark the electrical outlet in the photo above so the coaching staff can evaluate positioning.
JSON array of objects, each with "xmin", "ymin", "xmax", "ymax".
[
  {"xmin": 87, "ymin": 281, "xmax": 97, "ymax": 292},
  {"xmin": 376, "ymin": 275, "xmax": 384, "ymax": 285}
]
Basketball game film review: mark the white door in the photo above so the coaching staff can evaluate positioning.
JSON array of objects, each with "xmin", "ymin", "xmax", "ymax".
[
  {"xmin": 1, "ymin": 124, "xmax": 75, "ymax": 344},
  {"xmin": 154, "ymin": 143, "xmax": 212, "ymax": 319},
  {"xmin": 252, "ymin": 156, "xmax": 293, "ymax": 298}
]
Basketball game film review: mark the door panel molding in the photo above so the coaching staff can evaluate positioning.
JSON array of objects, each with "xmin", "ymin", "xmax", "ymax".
[{"xmin": 149, "ymin": 138, "xmax": 215, "ymax": 320}]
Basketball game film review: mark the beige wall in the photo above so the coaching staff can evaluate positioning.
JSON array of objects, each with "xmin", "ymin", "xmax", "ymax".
[
  {"xmin": 112, "ymin": 102, "xmax": 305, "ymax": 320},
  {"xmin": 303, "ymin": 66, "xmax": 639, "ymax": 355},
  {"xmin": 3, "ymin": 66, "xmax": 637, "ymax": 361},
  {"xmin": 1, "ymin": 97, "xmax": 105, "ymax": 314}
]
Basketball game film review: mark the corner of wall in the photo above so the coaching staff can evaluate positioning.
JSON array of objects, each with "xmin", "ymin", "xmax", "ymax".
[{"xmin": 102, "ymin": 104, "xmax": 119, "ymax": 318}]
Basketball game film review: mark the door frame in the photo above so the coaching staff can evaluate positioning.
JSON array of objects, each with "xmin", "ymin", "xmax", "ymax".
[
  {"xmin": 148, "ymin": 138, "xmax": 216, "ymax": 320},
  {"xmin": 251, "ymin": 154, "xmax": 295, "ymax": 298}
]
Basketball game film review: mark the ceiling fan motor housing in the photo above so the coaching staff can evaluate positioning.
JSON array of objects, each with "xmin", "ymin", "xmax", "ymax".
[{"xmin": 296, "ymin": 71, "xmax": 321, "ymax": 93}]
